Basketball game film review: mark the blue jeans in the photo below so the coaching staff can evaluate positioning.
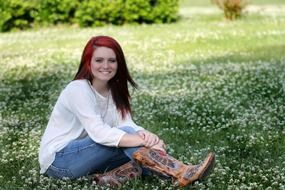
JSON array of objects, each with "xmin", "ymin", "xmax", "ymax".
[{"xmin": 45, "ymin": 126, "xmax": 142, "ymax": 179}]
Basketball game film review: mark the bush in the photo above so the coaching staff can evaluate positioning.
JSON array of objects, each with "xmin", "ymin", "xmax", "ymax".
[
  {"xmin": 35, "ymin": 0, "xmax": 79, "ymax": 25},
  {"xmin": 74, "ymin": 0, "xmax": 125, "ymax": 27},
  {"xmin": 75, "ymin": 0, "xmax": 179, "ymax": 26},
  {"xmin": 211, "ymin": 0, "xmax": 248, "ymax": 20},
  {"xmin": 122, "ymin": 0, "xmax": 153, "ymax": 23},
  {"xmin": 0, "ymin": 0, "xmax": 37, "ymax": 32},
  {"xmin": 151, "ymin": 0, "xmax": 180, "ymax": 23},
  {"xmin": 0, "ymin": 0, "xmax": 179, "ymax": 32}
]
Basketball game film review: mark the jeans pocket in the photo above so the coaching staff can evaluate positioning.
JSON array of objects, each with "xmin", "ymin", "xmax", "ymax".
[{"xmin": 46, "ymin": 164, "xmax": 75, "ymax": 179}]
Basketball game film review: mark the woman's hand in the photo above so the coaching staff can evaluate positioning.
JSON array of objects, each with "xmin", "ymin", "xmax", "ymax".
[
  {"xmin": 137, "ymin": 130, "xmax": 160, "ymax": 148},
  {"xmin": 151, "ymin": 139, "xmax": 167, "ymax": 153}
]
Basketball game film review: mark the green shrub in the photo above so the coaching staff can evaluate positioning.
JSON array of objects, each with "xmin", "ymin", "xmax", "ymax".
[
  {"xmin": 35, "ymin": 0, "xmax": 78, "ymax": 25},
  {"xmin": 211, "ymin": 0, "xmax": 248, "ymax": 20},
  {"xmin": 74, "ymin": 0, "xmax": 125, "ymax": 27},
  {"xmin": 75, "ymin": 0, "xmax": 179, "ymax": 26},
  {"xmin": 122, "ymin": 0, "xmax": 179, "ymax": 24},
  {"xmin": 122, "ymin": 0, "xmax": 153, "ymax": 23},
  {"xmin": 151, "ymin": 0, "xmax": 179, "ymax": 23},
  {"xmin": 0, "ymin": 0, "xmax": 37, "ymax": 32},
  {"xmin": 0, "ymin": 0, "xmax": 179, "ymax": 31}
]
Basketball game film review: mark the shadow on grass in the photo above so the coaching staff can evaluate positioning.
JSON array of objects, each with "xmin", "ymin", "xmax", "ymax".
[{"xmin": 200, "ymin": 44, "xmax": 285, "ymax": 64}]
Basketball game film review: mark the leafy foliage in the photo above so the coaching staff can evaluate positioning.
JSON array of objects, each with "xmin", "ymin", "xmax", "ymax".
[
  {"xmin": 0, "ymin": 0, "xmax": 37, "ymax": 31},
  {"xmin": 74, "ymin": 0, "xmax": 125, "ymax": 27},
  {"xmin": 74, "ymin": 0, "xmax": 179, "ymax": 26},
  {"xmin": 0, "ymin": 0, "xmax": 179, "ymax": 31},
  {"xmin": 35, "ymin": 0, "xmax": 78, "ymax": 25}
]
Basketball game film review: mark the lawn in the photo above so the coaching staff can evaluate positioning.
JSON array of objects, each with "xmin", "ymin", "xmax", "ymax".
[
  {"xmin": 180, "ymin": 0, "xmax": 285, "ymax": 6},
  {"xmin": 0, "ymin": 1, "xmax": 285, "ymax": 190}
]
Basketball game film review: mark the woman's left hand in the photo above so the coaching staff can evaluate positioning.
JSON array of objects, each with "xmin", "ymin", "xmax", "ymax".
[{"xmin": 137, "ymin": 130, "xmax": 160, "ymax": 148}]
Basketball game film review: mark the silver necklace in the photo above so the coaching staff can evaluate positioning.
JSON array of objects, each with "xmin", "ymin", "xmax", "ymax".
[{"xmin": 88, "ymin": 81, "xmax": 110, "ymax": 121}]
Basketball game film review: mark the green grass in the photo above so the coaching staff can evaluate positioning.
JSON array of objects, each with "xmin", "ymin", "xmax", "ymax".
[
  {"xmin": 1, "ymin": 3, "xmax": 285, "ymax": 190},
  {"xmin": 180, "ymin": 0, "xmax": 285, "ymax": 6}
]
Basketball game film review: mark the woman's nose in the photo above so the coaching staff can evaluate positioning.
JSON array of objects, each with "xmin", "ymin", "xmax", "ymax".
[{"xmin": 102, "ymin": 61, "xmax": 109, "ymax": 68}]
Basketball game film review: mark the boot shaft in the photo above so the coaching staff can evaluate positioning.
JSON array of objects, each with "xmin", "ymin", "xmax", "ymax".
[
  {"xmin": 92, "ymin": 161, "xmax": 142, "ymax": 188},
  {"xmin": 133, "ymin": 147, "xmax": 215, "ymax": 187}
]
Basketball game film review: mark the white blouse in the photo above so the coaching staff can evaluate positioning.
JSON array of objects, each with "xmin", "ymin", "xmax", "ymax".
[{"xmin": 39, "ymin": 79, "xmax": 144, "ymax": 174}]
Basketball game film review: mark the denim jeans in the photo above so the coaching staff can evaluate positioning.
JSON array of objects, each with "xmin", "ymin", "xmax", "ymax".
[{"xmin": 45, "ymin": 126, "xmax": 141, "ymax": 179}]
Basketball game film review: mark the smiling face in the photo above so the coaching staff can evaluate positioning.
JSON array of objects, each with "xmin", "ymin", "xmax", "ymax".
[{"xmin": 91, "ymin": 46, "xmax": 118, "ymax": 85}]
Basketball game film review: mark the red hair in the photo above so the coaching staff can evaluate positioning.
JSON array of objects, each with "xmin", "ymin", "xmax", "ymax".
[{"xmin": 74, "ymin": 36, "xmax": 137, "ymax": 119}]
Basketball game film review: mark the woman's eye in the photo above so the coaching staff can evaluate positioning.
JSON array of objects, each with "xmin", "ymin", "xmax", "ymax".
[
  {"xmin": 109, "ymin": 59, "xmax": 116, "ymax": 63},
  {"xmin": 95, "ymin": 59, "xmax": 103, "ymax": 63}
]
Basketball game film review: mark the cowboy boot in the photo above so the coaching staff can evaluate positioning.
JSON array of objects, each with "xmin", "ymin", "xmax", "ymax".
[
  {"xmin": 92, "ymin": 161, "xmax": 142, "ymax": 188},
  {"xmin": 132, "ymin": 147, "xmax": 215, "ymax": 187}
]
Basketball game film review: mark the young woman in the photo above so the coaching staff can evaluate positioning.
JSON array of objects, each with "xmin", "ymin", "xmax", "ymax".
[{"xmin": 39, "ymin": 36, "xmax": 214, "ymax": 188}]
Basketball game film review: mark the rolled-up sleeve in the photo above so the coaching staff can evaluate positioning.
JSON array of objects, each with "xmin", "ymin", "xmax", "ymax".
[{"xmin": 63, "ymin": 83, "xmax": 126, "ymax": 147}]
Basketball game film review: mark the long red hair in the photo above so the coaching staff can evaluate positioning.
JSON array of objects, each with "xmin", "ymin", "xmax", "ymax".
[{"xmin": 74, "ymin": 36, "xmax": 137, "ymax": 119}]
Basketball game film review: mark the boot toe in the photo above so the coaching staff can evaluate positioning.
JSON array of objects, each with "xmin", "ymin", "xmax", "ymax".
[{"xmin": 198, "ymin": 152, "xmax": 215, "ymax": 180}]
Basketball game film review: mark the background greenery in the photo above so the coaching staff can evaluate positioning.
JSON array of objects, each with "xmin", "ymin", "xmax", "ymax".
[
  {"xmin": 0, "ymin": 0, "xmax": 179, "ymax": 32},
  {"xmin": 181, "ymin": 0, "xmax": 285, "ymax": 6},
  {"xmin": 0, "ymin": 0, "xmax": 285, "ymax": 189}
]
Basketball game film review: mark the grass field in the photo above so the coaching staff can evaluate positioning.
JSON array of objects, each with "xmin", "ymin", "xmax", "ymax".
[
  {"xmin": 0, "ymin": 1, "xmax": 285, "ymax": 190},
  {"xmin": 180, "ymin": 0, "xmax": 285, "ymax": 6}
]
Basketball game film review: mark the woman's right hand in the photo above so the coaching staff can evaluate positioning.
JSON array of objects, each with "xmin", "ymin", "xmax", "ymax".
[
  {"xmin": 151, "ymin": 139, "xmax": 166, "ymax": 153},
  {"xmin": 137, "ymin": 130, "xmax": 160, "ymax": 148}
]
